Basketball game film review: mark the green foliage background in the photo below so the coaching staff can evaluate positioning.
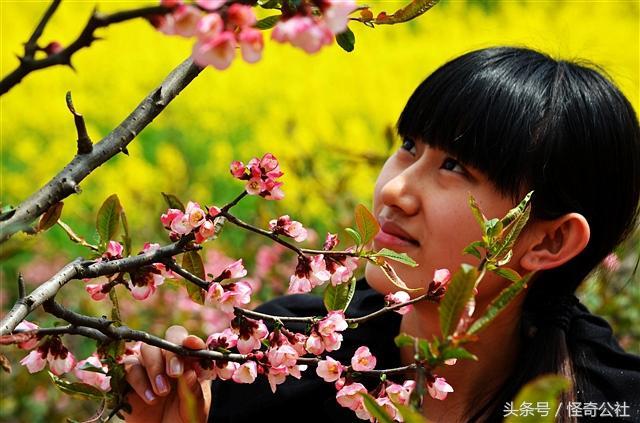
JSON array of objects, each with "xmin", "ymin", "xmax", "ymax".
[{"xmin": 0, "ymin": 1, "xmax": 638, "ymax": 421}]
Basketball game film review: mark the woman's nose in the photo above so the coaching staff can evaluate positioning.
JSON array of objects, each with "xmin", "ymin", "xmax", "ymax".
[{"xmin": 379, "ymin": 169, "xmax": 420, "ymax": 216}]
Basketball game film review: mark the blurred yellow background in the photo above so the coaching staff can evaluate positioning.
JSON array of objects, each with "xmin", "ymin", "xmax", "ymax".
[{"xmin": 0, "ymin": 1, "xmax": 638, "ymax": 421}]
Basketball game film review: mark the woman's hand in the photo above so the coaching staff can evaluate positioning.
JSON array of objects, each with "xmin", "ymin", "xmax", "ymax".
[{"xmin": 123, "ymin": 325, "xmax": 211, "ymax": 423}]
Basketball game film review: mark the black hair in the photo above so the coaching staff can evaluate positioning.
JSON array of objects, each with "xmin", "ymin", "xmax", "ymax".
[{"xmin": 397, "ymin": 47, "xmax": 640, "ymax": 422}]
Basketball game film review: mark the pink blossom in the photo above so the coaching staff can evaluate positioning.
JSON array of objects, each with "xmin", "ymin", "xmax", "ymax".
[
  {"xmin": 75, "ymin": 355, "xmax": 111, "ymax": 391},
  {"xmin": 603, "ymin": 253, "xmax": 621, "ymax": 272},
  {"xmin": 207, "ymin": 328, "xmax": 238, "ymax": 350},
  {"xmin": 323, "ymin": 0, "xmax": 357, "ymax": 34},
  {"xmin": 267, "ymin": 365, "xmax": 288, "ymax": 393},
  {"xmin": 195, "ymin": 220, "xmax": 216, "ymax": 243},
  {"xmin": 128, "ymin": 268, "xmax": 164, "ymax": 301},
  {"xmin": 85, "ymin": 282, "xmax": 109, "ymax": 301},
  {"xmin": 288, "ymin": 255, "xmax": 331, "ymax": 294},
  {"xmin": 434, "ymin": 268, "xmax": 451, "ymax": 285},
  {"xmin": 47, "ymin": 348, "xmax": 76, "ymax": 376},
  {"xmin": 322, "ymin": 331, "xmax": 342, "ymax": 352},
  {"xmin": 316, "ymin": 356, "xmax": 343, "ymax": 382},
  {"xmin": 196, "ymin": 0, "xmax": 225, "ymax": 11},
  {"xmin": 259, "ymin": 153, "xmax": 283, "ymax": 179},
  {"xmin": 385, "ymin": 291, "xmax": 413, "ymax": 315},
  {"xmin": 15, "ymin": 321, "xmax": 39, "ymax": 350},
  {"xmin": 171, "ymin": 5, "xmax": 202, "ymax": 37},
  {"xmin": 161, "ymin": 0, "xmax": 183, "ymax": 6},
  {"xmin": 427, "ymin": 376, "xmax": 454, "ymax": 400},
  {"xmin": 272, "ymin": 16, "xmax": 333, "ymax": 54},
  {"xmin": 269, "ymin": 215, "xmax": 308, "ymax": 242},
  {"xmin": 230, "ymin": 160, "xmax": 246, "ymax": 178},
  {"xmin": 214, "ymin": 361, "xmax": 238, "ymax": 380},
  {"xmin": 20, "ymin": 349, "xmax": 47, "ymax": 373},
  {"xmin": 208, "ymin": 206, "xmax": 222, "ymax": 217},
  {"xmin": 304, "ymin": 332, "xmax": 325, "ymax": 355},
  {"xmin": 215, "ymin": 259, "xmax": 248, "ymax": 280},
  {"xmin": 193, "ymin": 31, "xmax": 236, "ymax": 70},
  {"xmin": 263, "ymin": 180, "xmax": 284, "ymax": 200},
  {"xmin": 318, "ymin": 311, "xmax": 348, "ymax": 337},
  {"xmin": 184, "ymin": 201, "xmax": 206, "ymax": 228},
  {"xmin": 227, "ymin": 3, "xmax": 256, "ymax": 28},
  {"xmin": 267, "ymin": 344, "xmax": 299, "ymax": 368},
  {"xmin": 161, "ymin": 208, "xmax": 183, "ymax": 228},
  {"xmin": 170, "ymin": 212, "xmax": 191, "ymax": 235},
  {"xmin": 207, "ymin": 281, "xmax": 252, "ymax": 313},
  {"xmin": 235, "ymin": 320, "xmax": 268, "ymax": 354},
  {"xmin": 351, "ymin": 346, "xmax": 376, "ymax": 371},
  {"xmin": 385, "ymin": 380, "xmax": 415, "ymax": 405},
  {"xmin": 323, "ymin": 233, "xmax": 339, "ymax": 251},
  {"xmin": 336, "ymin": 382, "xmax": 367, "ymax": 411},
  {"xmin": 44, "ymin": 41, "xmax": 63, "ymax": 56},
  {"xmin": 232, "ymin": 361, "xmax": 258, "ymax": 383},
  {"xmin": 329, "ymin": 256, "xmax": 359, "ymax": 286},
  {"xmin": 104, "ymin": 241, "xmax": 123, "ymax": 259}
]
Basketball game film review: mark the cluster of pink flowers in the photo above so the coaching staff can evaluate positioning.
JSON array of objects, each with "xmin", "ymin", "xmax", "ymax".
[
  {"xmin": 426, "ymin": 375, "xmax": 454, "ymax": 401},
  {"xmin": 305, "ymin": 311, "xmax": 348, "ymax": 354},
  {"xmin": 84, "ymin": 240, "xmax": 125, "ymax": 301},
  {"xmin": 272, "ymin": 1, "xmax": 358, "ymax": 53},
  {"xmin": 426, "ymin": 268, "xmax": 452, "ymax": 301},
  {"xmin": 288, "ymin": 233, "xmax": 358, "ymax": 294},
  {"xmin": 161, "ymin": 201, "xmax": 219, "ymax": 243},
  {"xmin": 335, "ymin": 379, "xmax": 416, "ymax": 421},
  {"xmin": 20, "ymin": 335, "xmax": 77, "ymax": 376},
  {"xmin": 206, "ymin": 259, "xmax": 253, "ymax": 319},
  {"xmin": 230, "ymin": 153, "xmax": 284, "ymax": 200},
  {"xmin": 154, "ymin": 0, "xmax": 263, "ymax": 70}
]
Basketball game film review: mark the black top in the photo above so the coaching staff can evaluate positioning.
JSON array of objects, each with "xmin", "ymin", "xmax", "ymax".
[{"xmin": 210, "ymin": 280, "xmax": 640, "ymax": 422}]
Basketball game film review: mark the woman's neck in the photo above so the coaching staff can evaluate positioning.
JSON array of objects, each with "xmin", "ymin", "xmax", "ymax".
[{"xmin": 399, "ymin": 296, "xmax": 525, "ymax": 422}]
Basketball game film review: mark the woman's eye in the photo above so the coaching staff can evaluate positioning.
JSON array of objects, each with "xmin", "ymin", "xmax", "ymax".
[
  {"xmin": 400, "ymin": 138, "xmax": 417, "ymax": 155},
  {"xmin": 441, "ymin": 157, "xmax": 466, "ymax": 174}
]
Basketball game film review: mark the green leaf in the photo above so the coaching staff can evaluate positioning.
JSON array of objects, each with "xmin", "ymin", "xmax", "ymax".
[
  {"xmin": 468, "ymin": 195, "xmax": 486, "ymax": 229},
  {"xmin": 395, "ymin": 404, "xmax": 428, "ymax": 423},
  {"xmin": 49, "ymin": 372, "xmax": 105, "ymax": 401},
  {"xmin": 76, "ymin": 362, "xmax": 107, "ymax": 374},
  {"xmin": 462, "ymin": 240, "xmax": 484, "ymax": 260},
  {"xmin": 373, "ymin": 0, "xmax": 440, "ymax": 25},
  {"xmin": 258, "ymin": 0, "xmax": 280, "ymax": 8},
  {"xmin": 417, "ymin": 338, "xmax": 434, "ymax": 361},
  {"xmin": 38, "ymin": 202, "xmax": 64, "ymax": 233},
  {"xmin": 368, "ymin": 248, "xmax": 417, "ymax": 267},
  {"xmin": 441, "ymin": 346, "xmax": 477, "ymax": 361},
  {"xmin": 492, "ymin": 267, "xmax": 521, "ymax": 283},
  {"xmin": 323, "ymin": 277, "xmax": 357, "ymax": 312},
  {"xmin": 121, "ymin": 208, "xmax": 131, "ymax": 257},
  {"xmin": 96, "ymin": 194, "xmax": 122, "ymax": 247},
  {"xmin": 255, "ymin": 15, "xmax": 280, "ymax": 29},
  {"xmin": 394, "ymin": 333, "xmax": 415, "ymax": 348},
  {"xmin": 468, "ymin": 273, "xmax": 531, "ymax": 335},
  {"xmin": 377, "ymin": 260, "xmax": 421, "ymax": 292},
  {"xmin": 336, "ymin": 27, "xmax": 355, "ymax": 52},
  {"xmin": 345, "ymin": 227, "xmax": 362, "ymax": 247},
  {"xmin": 505, "ymin": 375, "xmax": 570, "ymax": 423},
  {"xmin": 182, "ymin": 251, "xmax": 206, "ymax": 305},
  {"xmin": 439, "ymin": 265, "xmax": 478, "ymax": 337},
  {"xmin": 492, "ymin": 203, "xmax": 531, "ymax": 260},
  {"xmin": 354, "ymin": 204, "xmax": 379, "ymax": 245},
  {"xmin": 501, "ymin": 191, "xmax": 533, "ymax": 227},
  {"xmin": 161, "ymin": 192, "xmax": 185, "ymax": 211},
  {"xmin": 361, "ymin": 393, "xmax": 394, "ymax": 423},
  {"xmin": 485, "ymin": 218, "xmax": 502, "ymax": 239}
]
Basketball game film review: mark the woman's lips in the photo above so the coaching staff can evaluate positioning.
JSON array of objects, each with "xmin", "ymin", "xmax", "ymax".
[{"xmin": 374, "ymin": 222, "xmax": 420, "ymax": 248}]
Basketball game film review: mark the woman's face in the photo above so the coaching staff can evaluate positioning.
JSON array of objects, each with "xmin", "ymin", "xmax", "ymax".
[{"xmin": 365, "ymin": 138, "xmax": 523, "ymax": 302}]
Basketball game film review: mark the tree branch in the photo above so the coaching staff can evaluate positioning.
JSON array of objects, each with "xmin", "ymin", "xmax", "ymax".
[
  {"xmin": 0, "ymin": 240, "xmax": 197, "ymax": 335},
  {"xmin": 1, "ymin": 4, "xmax": 174, "ymax": 95},
  {"xmin": 0, "ymin": 57, "xmax": 203, "ymax": 243},
  {"xmin": 163, "ymin": 259, "xmax": 209, "ymax": 290}
]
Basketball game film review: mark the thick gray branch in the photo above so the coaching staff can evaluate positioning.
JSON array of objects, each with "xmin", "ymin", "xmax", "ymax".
[
  {"xmin": 0, "ymin": 58, "xmax": 203, "ymax": 243},
  {"xmin": 0, "ymin": 240, "xmax": 195, "ymax": 335}
]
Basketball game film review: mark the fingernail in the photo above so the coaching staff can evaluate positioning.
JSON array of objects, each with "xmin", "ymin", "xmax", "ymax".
[
  {"xmin": 145, "ymin": 389, "xmax": 156, "ymax": 402},
  {"xmin": 155, "ymin": 374, "xmax": 168, "ymax": 394},
  {"xmin": 170, "ymin": 357, "xmax": 183, "ymax": 376}
]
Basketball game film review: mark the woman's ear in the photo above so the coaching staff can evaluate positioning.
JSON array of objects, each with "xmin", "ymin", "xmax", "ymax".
[{"xmin": 519, "ymin": 213, "xmax": 591, "ymax": 271}]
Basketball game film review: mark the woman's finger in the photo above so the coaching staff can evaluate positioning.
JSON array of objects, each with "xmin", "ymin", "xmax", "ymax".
[
  {"xmin": 124, "ymin": 359, "xmax": 159, "ymax": 405},
  {"xmin": 164, "ymin": 325, "xmax": 189, "ymax": 378},
  {"xmin": 140, "ymin": 343, "xmax": 171, "ymax": 396}
]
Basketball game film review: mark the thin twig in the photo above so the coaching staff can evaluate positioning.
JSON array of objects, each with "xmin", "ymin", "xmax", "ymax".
[
  {"xmin": 163, "ymin": 259, "xmax": 209, "ymax": 290},
  {"xmin": 23, "ymin": 0, "xmax": 62, "ymax": 58},
  {"xmin": 17, "ymin": 274, "xmax": 26, "ymax": 299},
  {"xmin": 11, "ymin": 325, "xmax": 110, "ymax": 343},
  {"xmin": 66, "ymin": 91, "xmax": 93, "ymax": 154}
]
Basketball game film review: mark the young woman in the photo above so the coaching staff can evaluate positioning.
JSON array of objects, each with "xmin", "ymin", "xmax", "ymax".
[{"xmin": 124, "ymin": 47, "xmax": 640, "ymax": 422}]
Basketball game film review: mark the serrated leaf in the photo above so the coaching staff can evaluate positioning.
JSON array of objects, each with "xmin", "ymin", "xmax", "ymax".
[
  {"xmin": 38, "ymin": 202, "xmax": 64, "ymax": 232},
  {"xmin": 361, "ymin": 393, "xmax": 395, "ymax": 423},
  {"xmin": 161, "ymin": 192, "xmax": 185, "ymax": 212},
  {"xmin": 395, "ymin": 404, "xmax": 428, "ymax": 423},
  {"xmin": 394, "ymin": 333, "xmax": 415, "ymax": 348},
  {"xmin": 439, "ymin": 265, "xmax": 478, "ymax": 337},
  {"xmin": 49, "ymin": 372, "xmax": 105, "ymax": 401},
  {"xmin": 492, "ymin": 204, "xmax": 531, "ymax": 261},
  {"xmin": 441, "ymin": 346, "xmax": 477, "ymax": 361},
  {"xmin": 492, "ymin": 267, "xmax": 521, "ymax": 283},
  {"xmin": 369, "ymin": 248, "xmax": 417, "ymax": 267},
  {"xmin": 182, "ymin": 251, "xmax": 206, "ymax": 305},
  {"xmin": 501, "ymin": 191, "xmax": 533, "ymax": 227},
  {"xmin": 462, "ymin": 241, "xmax": 484, "ymax": 260},
  {"xmin": 120, "ymin": 208, "xmax": 131, "ymax": 257},
  {"xmin": 378, "ymin": 260, "xmax": 421, "ymax": 292},
  {"xmin": 96, "ymin": 194, "xmax": 122, "ymax": 247},
  {"xmin": 354, "ymin": 204, "xmax": 379, "ymax": 245},
  {"xmin": 373, "ymin": 0, "xmax": 440, "ymax": 25},
  {"xmin": 323, "ymin": 277, "xmax": 357, "ymax": 311},
  {"xmin": 255, "ymin": 15, "xmax": 280, "ymax": 29},
  {"xmin": 468, "ymin": 195, "xmax": 486, "ymax": 229},
  {"xmin": 336, "ymin": 27, "xmax": 355, "ymax": 52},
  {"xmin": 468, "ymin": 273, "xmax": 531, "ymax": 336},
  {"xmin": 345, "ymin": 227, "xmax": 362, "ymax": 247},
  {"xmin": 506, "ymin": 375, "xmax": 570, "ymax": 423}
]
